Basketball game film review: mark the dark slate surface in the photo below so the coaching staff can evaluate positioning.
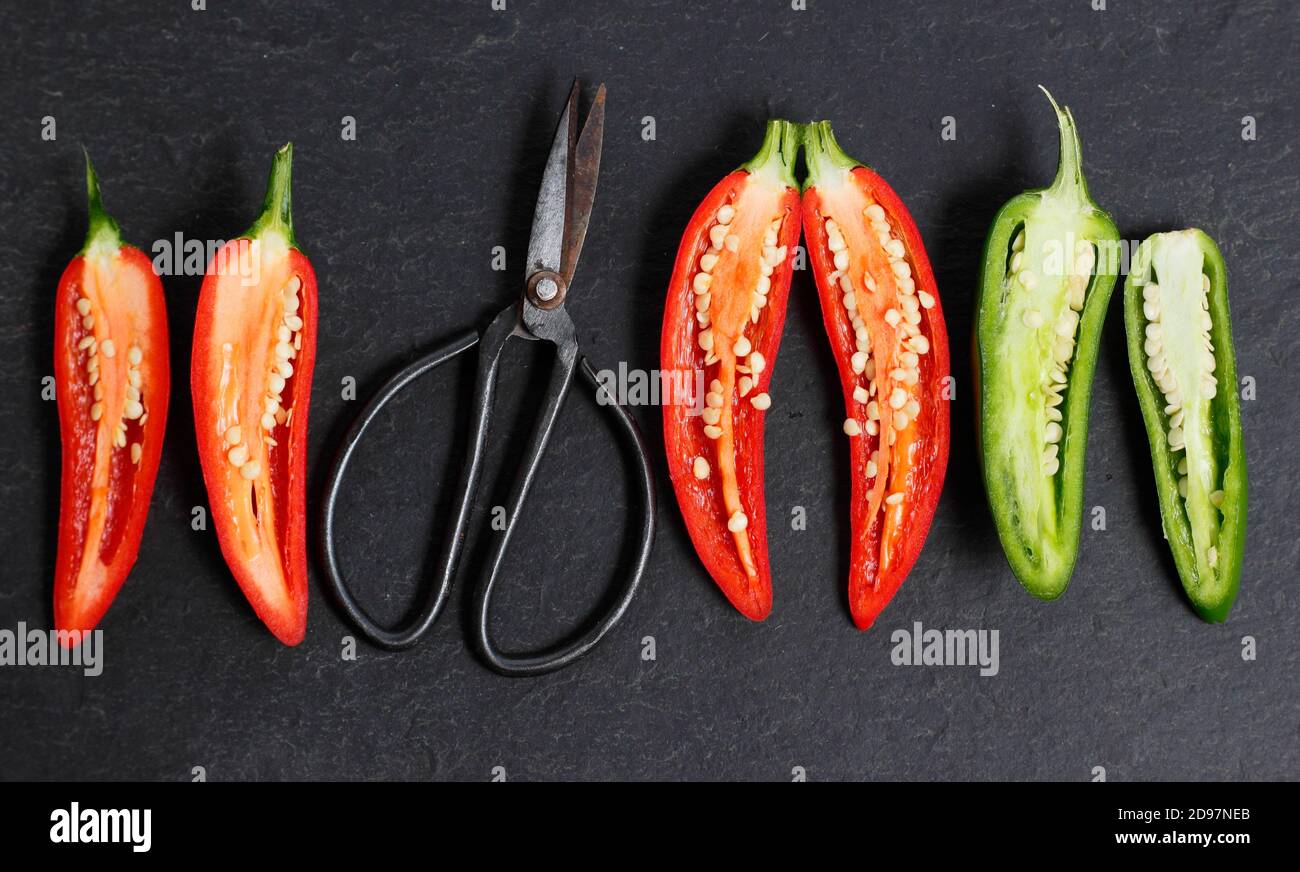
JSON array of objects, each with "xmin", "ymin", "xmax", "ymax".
[{"xmin": 0, "ymin": 0, "xmax": 1296, "ymax": 781}]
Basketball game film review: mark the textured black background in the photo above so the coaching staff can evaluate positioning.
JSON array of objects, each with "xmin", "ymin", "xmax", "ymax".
[{"xmin": 1, "ymin": 1, "xmax": 1296, "ymax": 781}]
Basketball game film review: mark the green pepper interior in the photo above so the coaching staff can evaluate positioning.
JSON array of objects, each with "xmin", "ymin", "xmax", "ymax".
[
  {"xmin": 1133, "ymin": 232, "xmax": 1228, "ymax": 592},
  {"xmin": 976, "ymin": 89, "xmax": 1119, "ymax": 597},
  {"xmin": 984, "ymin": 204, "xmax": 1102, "ymax": 573}
]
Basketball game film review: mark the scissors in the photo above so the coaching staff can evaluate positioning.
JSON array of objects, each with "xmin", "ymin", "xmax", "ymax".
[{"xmin": 321, "ymin": 82, "xmax": 655, "ymax": 676}]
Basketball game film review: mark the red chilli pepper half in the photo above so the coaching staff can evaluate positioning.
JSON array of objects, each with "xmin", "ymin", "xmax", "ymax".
[
  {"xmin": 662, "ymin": 120, "xmax": 802, "ymax": 620},
  {"xmin": 192, "ymin": 144, "xmax": 316, "ymax": 645},
  {"xmin": 801, "ymin": 122, "xmax": 950, "ymax": 630},
  {"xmin": 54, "ymin": 156, "xmax": 170, "ymax": 641}
]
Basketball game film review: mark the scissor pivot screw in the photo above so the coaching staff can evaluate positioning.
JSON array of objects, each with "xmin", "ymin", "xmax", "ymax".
[{"xmin": 528, "ymin": 270, "xmax": 567, "ymax": 308}]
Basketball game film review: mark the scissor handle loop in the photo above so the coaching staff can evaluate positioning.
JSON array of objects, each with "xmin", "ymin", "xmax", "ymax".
[
  {"xmin": 319, "ymin": 325, "xmax": 484, "ymax": 649},
  {"xmin": 472, "ymin": 355, "xmax": 656, "ymax": 676}
]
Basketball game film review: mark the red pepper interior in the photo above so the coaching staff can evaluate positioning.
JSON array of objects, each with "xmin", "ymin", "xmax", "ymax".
[
  {"xmin": 54, "ymin": 246, "xmax": 169, "ymax": 636},
  {"xmin": 191, "ymin": 240, "xmax": 314, "ymax": 645},
  {"xmin": 662, "ymin": 169, "xmax": 801, "ymax": 620},
  {"xmin": 804, "ymin": 168, "xmax": 950, "ymax": 628}
]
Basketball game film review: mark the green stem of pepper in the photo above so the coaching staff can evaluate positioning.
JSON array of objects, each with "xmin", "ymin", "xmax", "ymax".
[
  {"xmin": 246, "ymin": 142, "xmax": 297, "ymax": 248},
  {"xmin": 1039, "ymin": 86, "xmax": 1090, "ymax": 206},
  {"xmin": 741, "ymin": 119, "xmax": 801, "ymax": 190},
  {"xmin": 800, "ymin": 120, "xmax": 861, "ymax": 192},
  {"xmin": 80, "ymin": 150, "xmax": 123, "ymax": 257}
]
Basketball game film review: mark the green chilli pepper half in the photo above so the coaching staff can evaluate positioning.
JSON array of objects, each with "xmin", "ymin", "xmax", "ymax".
[
  {"xmin": 1124, "ymin": 230, "xmax": 1246, "ymax": 621},
  {"xmin": 975, "ymin": 88, "xmax": 1120, "ymax": 599}
]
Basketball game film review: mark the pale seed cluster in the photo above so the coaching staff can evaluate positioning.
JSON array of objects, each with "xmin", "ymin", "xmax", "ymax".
[
  {"xmin": 75, "ymin": 293, "xmax": 147, "ymax": 464},
  {"xmin": 829, "ymin": 202, "xmax": 933, "ymax": 502},
  {"xmin": 689, "ymin": 202, "xmax": 786, "ymax": 538},
  {"xmin": 1140, "ymin": 271, "xmax": 1224, "ymax": 566},
  {"xmin": 1014, "ymin": 231, "xmax": 1092, "ymax": 476},
  {"xmin": 223, "ymin": 274, "xmax": 304, "ymax": 481}
]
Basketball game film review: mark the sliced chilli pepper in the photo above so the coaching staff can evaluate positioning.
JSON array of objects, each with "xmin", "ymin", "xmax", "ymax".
[
  {"xmin": 662, "ymin": 120, "xmax": 802, "ymax": 620},
  {"xmin": 975, "ymin": 89, "xmax": 1120, "ymax": 599},
  {"xmin": 192, "ymin": 144, "xmax": 316, "ymax": 645},
  {"xmin": 54, "ymin": 156, "xmax": 170, "ymax": 640},
  {"xmin": 1124, "ymin": 230, "xmax": 1246, "ymax": 621},
  {"xmin": 801, "ymin": 121, "xmax": 951, "ymax": 630}
]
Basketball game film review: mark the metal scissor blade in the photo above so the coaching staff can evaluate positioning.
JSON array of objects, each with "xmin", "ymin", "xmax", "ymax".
[
  {"xmin": 524, "ymin": 82, "xmax": 579, "ymax": 279},
  {"xmin": 560, "ymin": 83, "xmax": 605, "ymax": 286}
]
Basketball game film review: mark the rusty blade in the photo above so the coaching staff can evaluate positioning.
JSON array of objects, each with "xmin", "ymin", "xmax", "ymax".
[
  {"xmin": 560, "ymin": 83, "xmax": 605, "ymax": 287},
  {"xmin": 525, "ymin": 81, "xmax": 579, "ymax": 280}
]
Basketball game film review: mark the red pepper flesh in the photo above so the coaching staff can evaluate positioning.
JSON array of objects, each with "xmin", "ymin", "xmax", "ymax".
[
  {"xmin": 54, "ymin": 156, "xmax": 170, "ymax": 641},
  {"xmin": 801, "ymin": 122, "xmax": 950, "ymax": 630},
  {"xmin": 192, "ymin": 144, "xmax": 316, "ymax": 645},
  {"xmin": 662, "ymin": 120, "xmax": 802, "ymax": 620}
]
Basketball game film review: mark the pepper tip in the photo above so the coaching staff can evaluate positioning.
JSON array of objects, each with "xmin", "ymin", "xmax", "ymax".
[{"xmin": 1037, "ymin": 84, "xmax": 1062, "ymax": 115}]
